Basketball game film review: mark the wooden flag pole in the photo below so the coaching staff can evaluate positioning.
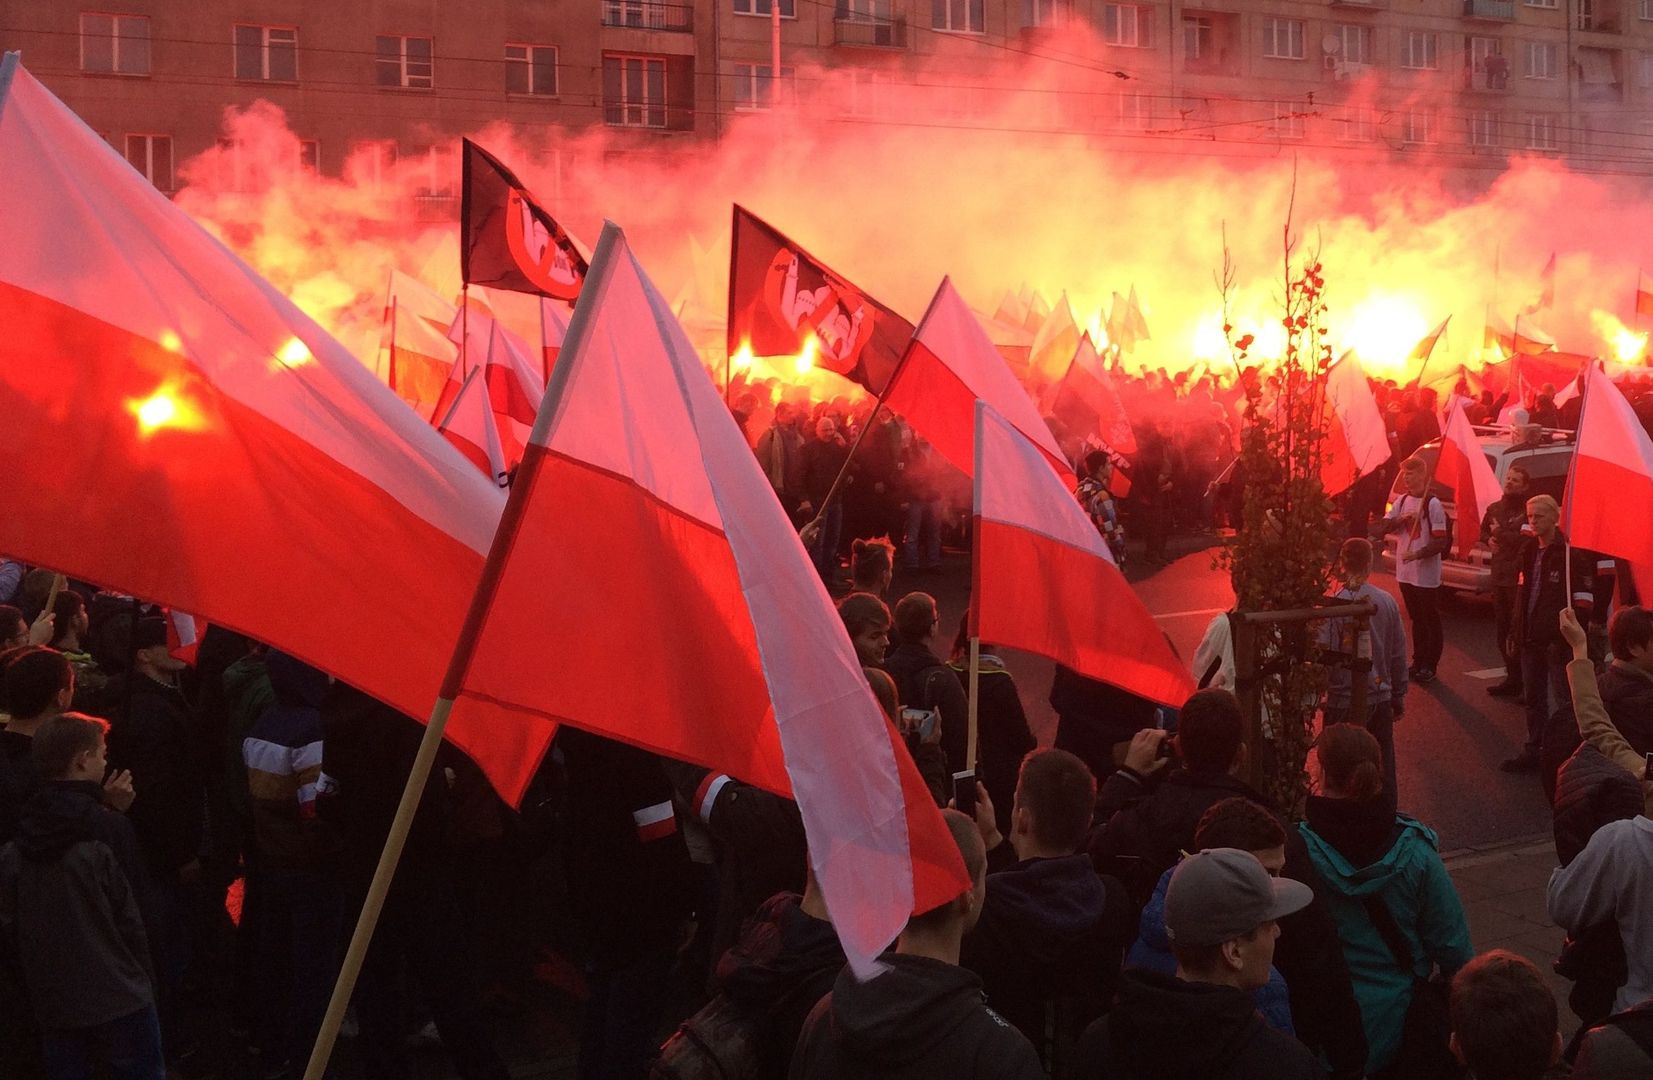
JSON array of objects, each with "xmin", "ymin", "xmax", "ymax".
[
  {"xmin": 965, "ymin": 636, "xmax": 981, "ymax": 778},
  {"xmin": 304, "ymin": 224, "xmax": 623, "ymax": 1080}
]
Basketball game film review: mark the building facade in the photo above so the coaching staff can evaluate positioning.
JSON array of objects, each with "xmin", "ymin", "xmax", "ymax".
[{"xmin": 4, "ymin": 0, "xmax": 1653, "ymax": 189}]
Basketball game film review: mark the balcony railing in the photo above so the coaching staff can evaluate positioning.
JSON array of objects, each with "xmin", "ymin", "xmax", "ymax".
[
  {"xmin": 833, "ymin": 16, "xmax": 908, "ymax": 48},
  {"xmin": 1463, "ymin": 64, "xmax": 1510, "ymax": 91},
  {"xmin": 1329, "ymin": 0, "xmax": 1387, "ymax": 10},
  {"xmin": 601, "ymin": 1, "xmax": 694, "ymax": 33},
  {"xmin": 1462, "ymin": 0, "xmax": 1516, "ymax": 20}
]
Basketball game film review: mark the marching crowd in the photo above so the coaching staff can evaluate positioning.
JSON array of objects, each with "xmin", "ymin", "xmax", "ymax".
[{"xmin": 4, "ymin": 364, "xmax": 1653, "ymax": 1080}]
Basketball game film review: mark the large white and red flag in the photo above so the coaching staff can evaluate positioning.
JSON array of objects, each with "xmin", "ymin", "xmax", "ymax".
[
  {"xmin": 379, "ymin": 269, "xmax": 459, "ymax": 420},
  {"xmin": 1566, "ymin": 364, "xmax": 1653, "ymax": 601},
  {"xmin": 437, "ymin": 303, "xmax": 546, "ymax": 465},
  {"xmin": 972, "ymin": 402, "xmax": 1193, "ymax": 706},
  {"xmin": 1436, "ymin": 399, "xmax": 1503, "ymax": 559},
  {"xmin": 884, "ymin": 277, "xmax": 1073, "ymax": 482},
  {"xmin": 446, "ymin": 223, "xmax": 970, "ymax": 973},
  {"xmin": 1050, "ymin": 333, "xmax": 1138, "ymax": 459},
  {"xmin": 1320, "ymin": 351, "xmax": 1391, "ymax": 497},
  {"xmin": 0, "ymin": 56, "xmax": 531, "ymax": 783},
  {"xmin": 437, "ymin": 370, "xmax": 510, "ymax": 488}
]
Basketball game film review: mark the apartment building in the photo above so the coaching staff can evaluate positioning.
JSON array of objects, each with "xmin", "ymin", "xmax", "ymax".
[{"xmin": 3, "ymin": 0, "xmax": 1652, "ymax": 192}]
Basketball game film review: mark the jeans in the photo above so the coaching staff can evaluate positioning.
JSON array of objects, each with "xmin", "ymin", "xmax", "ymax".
[
  {"xmin": 40, "ymin": 1006, "xmax": 166, "ymax": 1080},
  {"xmin": 903, "ymin": 498, "xmax": 942, "ymax": 569},
  {"xmin": 578, "ymin": 952, "xmax": 673, "ymax": 1080},
  {"xmin": 1492, "ymin": 584, "xmax": 1522, "ymax": 685},
  {"xmin": 1520, "ymin": 642, "xmax": 1569, "ymax": 758},
  {"xmin": 1398, "ymin": 583, "xmax": 1443, "ymax": 670},
  {"xmin": 809, "ymin": 503, "xmax": 843, "ymax": 581},
  {"xmin": 1322, "ymin": 701, "xmax": 1397, "ymax": 808},
  {"xmin": 253, "ymin": 865, "xmax": 345, "ymax": 1067}
]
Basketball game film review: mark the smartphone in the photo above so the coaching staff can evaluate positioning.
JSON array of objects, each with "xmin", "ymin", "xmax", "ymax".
[
  {"xmin": 901, "ymin": 708, "xmax": 938, "ymax": 743},
  {"xmin": 952, "ymin": 771, "xmax": 976, "ymax": 818}
]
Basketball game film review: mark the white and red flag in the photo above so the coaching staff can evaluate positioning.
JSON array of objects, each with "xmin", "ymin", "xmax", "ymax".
[
  {"xmin": 1436, "ymin": 399, "xmax": 1503, "ymax": 560},
  {"xmin": 972, "ymin": 401, "xmax": 1193, "ymax": 706},
  {"xmin": 1513, "ymin": 313, "xmax": 1556, "ymax": 356},
  {"xmin": 0, "ymin": 56, "xmax": 525, "ymax": 782},
  {"xmin": 438, "ymin": 302, "xmax": 546, "ymax": 465},
  {"xmin": 1029, "ymin": 291, "xmax": 1080, "ymax": 383},
  {"xmin": 1050, "ymin": 333, "xmax": 1138, "ymax": 458},
  {"xmin": 1566, "ymin": 363, "xmax": 1653, "ymax": 601},
  {"xmin": 380, "ymin": 270, "xmax": 459, "ymax": 420},
  {"xmin": 165, "ymin": 609, "xmax": 208, "ymax": 665},
  {"xmin": 446, "ymin": 222, "xmax": 969, "ymax": 973},
  {"xmin": 437, "ymin": 370, "xmax": 510, "ymax": 488},
  {"xmin": 541, "ymin": 297, "xmax": 570, "ymax": 377},
  {"xmin": 884, "ymin": 277, "xmax": 1073, "ymax": 482},
  {"xmin": 1320, "ymin": 351, "xmax": 1391, "ymax": 497},
  {"xmin": 1636, "ymin": 271, "xmax": 1653, "ymax": 319}
]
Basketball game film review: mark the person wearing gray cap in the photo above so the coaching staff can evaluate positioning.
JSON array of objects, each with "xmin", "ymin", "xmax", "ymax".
[{"xmin": 1073, "ymin": 848, "xmax": 1324, "ymax": 1079}]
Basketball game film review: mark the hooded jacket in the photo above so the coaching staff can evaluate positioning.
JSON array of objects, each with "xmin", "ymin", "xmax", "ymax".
[
  {"xmin": 1298, "ymin": 799, "xmax": 1474, "ymax": 1075},
  {"xmin": 1599, "ymin": 659, "xmax": 1653, "ymax": 755},
  {"xmin": 105, "ymin": 671, "xmax": 206, "ymax": 875},
  {"xmin": 244, "ymin": 652, "xmax": 337, "ymax": 873},
  {"xmin": 884, "ymin": 640, "xmax": 970, "ymax": 777},
  {"xmin": 0, "ymin": 780, "xmax": 155, "ymax": 1031},
  {"xmin": 1074, "ymin": 968, "xmax": 1324, "ymax": 1080},
  {"xmin": 712, "ymin": 891, "xmax": 844, "ymax": 1078},
  {"xmin": 1127, "ymin": 864, "xmax": 1295, "ymax": 1036},
  {"xmin": 788, "ymin": 953, "xmax": 1043, "ymax": 1080},
  {"xmin": 958, "ymin": 853, "xmax": 1132, "ymax": 1048}
]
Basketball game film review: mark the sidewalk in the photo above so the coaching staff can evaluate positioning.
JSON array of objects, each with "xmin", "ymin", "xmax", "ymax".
[{"xmin": 1443, "ymin": 832, "xmax": 1575, "ymax": 1035}]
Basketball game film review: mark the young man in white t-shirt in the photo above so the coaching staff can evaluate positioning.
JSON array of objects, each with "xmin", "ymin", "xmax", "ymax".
[{"xmin": 1372, "ymin": 456, "xmax": 1451, "ymax": 683}]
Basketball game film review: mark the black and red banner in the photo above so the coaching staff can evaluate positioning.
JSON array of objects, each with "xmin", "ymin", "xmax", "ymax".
[
  {"xmin": 727, "ymin": 205, "xmax": 912, "ymax": 395},
  {"xmin": 461, "ymin": 139, "xmax": 587, "ymax": 301}
]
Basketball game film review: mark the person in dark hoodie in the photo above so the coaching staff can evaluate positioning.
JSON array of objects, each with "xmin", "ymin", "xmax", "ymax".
[
  {"xmin": 241, "ymin": 652, "xmax": 341, "ymax": 1076},
  {"xmin": 0, "ymin": 713, "xmax": 162, "ymax": 1080},
  {"xmin": 884, "ymin": 593, "xmax": 971, "ymax": 779},
  {"xmin": 1088, "ymin": 689, "xmax": 1368, "ymax": 1080},
  {"xmin": 947, "ymin": 618, "xmax": 1035, "ymax": 836},
  {"xmin": 959, "ymin": 749, "xmax": 1132, "ymax": 1062},
  {"xmin": 789, "ymin": 809, "xmax": 1043, "ymax": 1080},
  {"xmin": 1598, "ymin": 606, "xmax": 1653, "ymax": 752},
  {"xmin": 1075, "ymin": 847, "xmax": 1321, "ymax": 1080}
]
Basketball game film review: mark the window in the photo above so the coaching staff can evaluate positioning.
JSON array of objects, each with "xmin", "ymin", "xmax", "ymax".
[
  {"xmin": 1638, "ymin": 52, "xmax": 1653, "ymax": 86},
  {"xmin": 506, "ymin": 44, "xmax": 558, "ymax": 96},
  {"xmin": 234, "ymin": 25, "xmax": 296, "ymax": 81},
  {"xmin": 1110, "ymin": 92, "xmax": 1150, "ymax": 129},
  {"xmin": 1402, "ymin": 110, "xmax": 1433, "ymax": 143},
  {"xmin": 1526, "ymin": 41, "xmax": 1559, "ymax": 78},
  {"xmin": 376, "ymin": 35, "xmax": 433, "ymax": 89},
  {"xmin": 124, "ymin": 134, "xmax": 172, "ymax": 191},
  {"xmin": 733, "ymin": 62, "xmax": 794, "ymax": 109},
  {"xmin": 299, "ymin": 140, "xmax": 320, "ymax": 172},
  {"xmin": 1262, "ymin": 18, "xmax": 1304, "ymax": 60},
  {"xmin": 1524, "ymin": 0, "xmax": 1558, "ymax": 7},
  {"xmin": 1469, "ymin": 110, "xmax": 1500, "ymax": 146},
  {"xmin": 1336, "ymin": 24, "xmax": 1371, "ymax": 64},
  {"xmin": 846, "ymin": 70, "xmax": 893, "ymax": 116},
  {"xmin": 1643, "ymin": 0, "xmax": 1653, "ymax": 19},
  {"xmin": 932, "ymin": 0, "xmax": 985, "ymax": 33},
  {"xmin": 350, "ymin": 141, "xmax": 398, "ymax": 190},
  {"xmin": 1527, "ymin": 113, "xmax": 1559, "ymax": 149},
  {"xmin": 411, "ymin": 147, "xmax": 456, "ymax": 198},
  {"xmin": 1273, "ymin": 100, "xmax": 1304, "ymax": 138},
  {"xmin": 1399, "ymin": 31, "xmax": 1438, "ymax": 70},
  {"xmin": 1337, "ymin": 106, "xmax": 1375, "ymax": 141},
  {"xmin": 80, "ymin": 13, "xmax": 150, "ymax": 75},
  {"xmin": 603, "ymin": 54, "xmax": 667, "ymax": 127},
  {"xmin": 1183, "ymin": 15, "xmax": 1213, "ymax": 59},
  {"xmin": 1025, "ymin": 0, "xmax": 1072, "ymax": 28},
  {"xmin": 1103, "ymin": 4, "xmax": 1151, "ymax": 47},
  {"xmin": 733, "ymin": 0, "xmax": 795, "ymax": 14}
]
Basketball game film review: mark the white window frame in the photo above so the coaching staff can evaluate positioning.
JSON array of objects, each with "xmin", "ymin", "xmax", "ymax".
[
  {"xmin": 1399, "ymin": 31, "xmax": 1439, "ymax": 70},
  {"xmin": 1526, "ymin": 41, "xmax": 1559, "ymax": 79},
  {"xmin": 845, "ymin": 70, "xmax": 892, "ymax": 117},
  {"xmin": 1642, "ymin": 0, "xmax": 1653, "ymax": 20},
  {"xmin": 1025, "ymin": 0, "xmax": 1072, "ymax": 28},
  {"xmin": 1638, "ymin": 52, "xmax": 1653, "ymax": 87},
  {"xmin": 604, "ymin": 54, "xmax": 669, "ymax": 128},
  {"xmin": 1524, "ymin": 0, "xmax": 1558, "ymax": 7},
  {"xmin": 1111, "ymin": 91, "xmax": 1150, "ymax": 130},
  {"xmin": 1273, "ymin": 100, "xmax": 1305, "ymax": 138},
  {"xmin": 932, "ymin": 0, "xmax": 985, "ymax": 34},
  {"xmin": 234, "ymin": 24, "xmax": 297, "ymax": 82},
  {"xmin": 1263, "ymin": 18, "xmax": 1305, "ymax": 61},
  {"xmin": 733, "ymin": 0, "xmax": 796, "ymax": 16},
  {"xmin": 1527, "ymin": 113, "xmax": 1559, "ymax": 149},
  {"xmin": 1184, "ymin": 15, "xmax": 1213, "ymax": 60},
  {"xmin": 80, "ymin": 12, "xmax": 150, "ymax": 75},
  {"xmin": 1337, "ymin": 24, "xmax": 1371, "ymax": 65},
  {"xmin": 1103, "ymin": 4, "xmax": 1152, "ymax": 47},
  {"xmin": 351, "ymin": 141, "xmax": 398, "ymax": 191},
  {"xmin": 124, "ymin": 133, "xmax": 172, "ymax": 191},
  {"xmin": 1336, "ymin": 105, "xmax": 1375, "ymax": 141},
  {"xmin": 505, "ymin": 43, "xmax": 559, "ymax": 96},
  {"xmin": 376, "ymin": 34, "xmax": 433, "ymax": 90},
  {"xmin": 1469, "ymin": 110, "xmax": 1500, "ymax": 146},
  {"xmin": 732, "ymin": 62, "xmax": 795, "ymax": 110},
  {"xmin": 1402, "ymin": 109, "xmax": 1434, "ymax": 144}
]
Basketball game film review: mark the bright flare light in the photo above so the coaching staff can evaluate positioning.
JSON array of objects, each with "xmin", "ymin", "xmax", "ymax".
[
  {"xmin": 1338, "ymin": 296, "xmax": 1430, "ymax": 381},
  {"xmin": 126, "ymin": 382, "xmax": 205, "ymax": 437},
  {"xmin": 158, "ymin": 330, "xmax": 183, "ymax": 353},
  {"xmin": 276, "ymin": 336, "xmax": 313, "ymax": 368},
  {"xmin": 1614, "ymin": 328, "xmax": 1648, "ymax": 362},
  {"xmin": 731, "ymin": 341, "xmax": 754, "ymax": 372},
  {"xmin": 794, "ymin": 335, "xmax": 818, "ymax": 376}
]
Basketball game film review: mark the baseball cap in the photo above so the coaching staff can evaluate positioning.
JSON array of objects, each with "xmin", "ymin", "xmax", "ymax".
[
  {"xmin": 131, "ymin": 617, "xmax": 169, "ymax": 651},
  {"xmin": 1164, "ymin": 848, "xmax": 1314, "ymax": 948}
]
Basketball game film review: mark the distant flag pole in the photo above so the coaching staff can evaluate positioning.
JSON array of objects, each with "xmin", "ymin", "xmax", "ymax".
[
  {"xmin": 1409, "ymin": 315, "xmax": 1450, "ymax": 388},
  {"xmin": 1634, "ymin": 269, "xmax": 1653, "ymax": 330}
]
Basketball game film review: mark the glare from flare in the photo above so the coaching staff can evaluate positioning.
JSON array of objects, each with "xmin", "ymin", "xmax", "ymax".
[
  {"xmin": 276, "ymin": 336, "xmax": 313, "ymax": 368},
  {"xmin": 126, "ymin": 383, "xmax": 204, "ymax": 437},
  {"xmin": 794, "ymin": 335, "xmax": 818, "ymax": 376},
  {"xmin": 1337, "ymin": 297, "xmax": 1430, "ymax": 382}
]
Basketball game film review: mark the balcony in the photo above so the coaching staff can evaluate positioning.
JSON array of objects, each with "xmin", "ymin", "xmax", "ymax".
[
  {"xmin": 1463, "ymin": 64, "xmax": 1510, "ymax": 91},
  {"xmin": 601, "ymin": 1, "xmax": 694, "ymax": 33},
  {"xmin": 1329, "ymin": 0, "xmax": 1386, "ymax": 10},
  {"xmin": 833, "ymin": 16, "xmax": 908, "ymax": 48},
  {"xmin": 1462, "ymin": 0, "xmax": 1516, "ymax": 20},
  {"xmin": 1327, "ymin": 58, "xmax": 1372, "ymax": 81}
]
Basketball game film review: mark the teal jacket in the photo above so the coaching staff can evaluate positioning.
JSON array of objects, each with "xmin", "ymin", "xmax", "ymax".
[{"xmin": 1298, "ymin": 811, "xmax": 1473, "ymax": 1075}]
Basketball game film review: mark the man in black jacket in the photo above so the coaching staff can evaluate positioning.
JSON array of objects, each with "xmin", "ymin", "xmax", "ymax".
[
  {"xmin": 1075, "ymin": 848, "xmax": 1322, "ymax": 1079},
  {"xmin": 1050, "ymin": 664, "xmax": 1157, "ymax": 784},
  {"xmin": 884, "ymin": 593, "xmax": 970, "ymax": 778},
  {"xmin": 1481, "ymin": 463, "xmax": 1531, "ymax": 698},
  {"xmin": 959, "ymin": 749, "xmax": 1133, "ymax": 1063},
  {"xmin": 790, "ymin": 810, "xmax": 1043, "ymax": 1080},
  {"xmin": 1088, "ymin": 689, "xmax": 1368, "ymax": 1080}
]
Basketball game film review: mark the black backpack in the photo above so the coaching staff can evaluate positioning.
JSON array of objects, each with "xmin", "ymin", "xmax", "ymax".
[{"xmin": 650, "ymin": 993, "xmax": 765, "ymax": 1080}]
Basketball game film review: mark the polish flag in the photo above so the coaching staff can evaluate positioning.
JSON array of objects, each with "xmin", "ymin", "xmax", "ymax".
[
  {"xmin": 1636, "ymin": 271, "xmax": 1653, "ymax": 318},
  {"xmin": 541, "ymin": 297, "xmax": 570, "ymax": 378},
  {"xmin": 972, "ymin": 402, "xmax": 1193, "ymax": 707},
  {"xmin": 0, "ymin": 57, "xmax": 527, "ymax": 785},
  {"xmin": 1436, "ymin": 399, "xmax": 1503, "ymax": 559},
  {"xmin": 380, "ymin": 270, "xmax": 458, "ymax": 420},
  {"xmin": 1051, "ymin": 334, "xmax": 1138, "ymax": 456},
  {"xmin": 447, "ymin": 223, "xmax": 970, "ymax": 973},
  {"xmin": 1320, "ymin": 351, "xmax": 1391, "ymax": 497},
  {"xmin": 1566, "ymin": 364, "xmax": 1653, "ymax": 602},
  {"xmin": 1513, "ymin": 314, "xmax": 1556, "ymax": 356},
  {"xmin": 165, "ymin": 609, "xmax": 208, "ymax": 665},
  {"xmin": 437, "ymin": 370, "xmax": 510, "ymax": 487},
  {"xmin": 437, "ymin": 305, "xmax": 546, "ymax": 465},
  {"xmin": 884, "ymin": 277, "xmax": 1073, "ymax": 483},
  {"xmin": 1029, "ymin": 291, "xmax": 1080, "ymax": 382}
]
